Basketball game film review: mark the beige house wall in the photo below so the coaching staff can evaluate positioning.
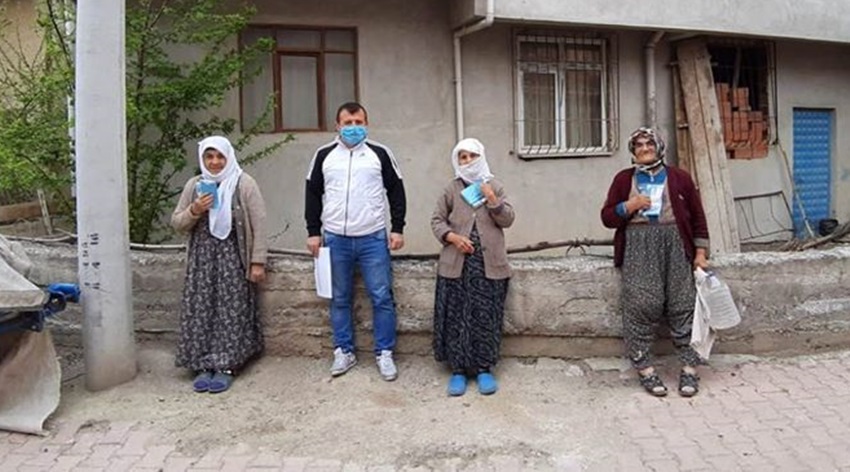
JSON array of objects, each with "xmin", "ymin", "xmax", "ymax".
[
  {"xmin": 454, "ymin": 0, "xmax": 850, "ymax": 44},
  {"xmin": 6, "ymin": 0, "xmax": 850, "ymax": 250},
  {"xmin": 450, "ymin": 26, "xmax": 850, "ymax": 246},
  {"xmin": 1, "ymin": 0, "xmax": 41, "ymax": 68},
  {"xmin": 231, "ymin": 0, "xmax": 458, "ymax": 254},
  {"xmin": 774, "ymin": 39, "xmax": 850, "ymax": 227},
  {"xmin": 228, "ymin": 3, "xmax": 850, "ymax": 251}
]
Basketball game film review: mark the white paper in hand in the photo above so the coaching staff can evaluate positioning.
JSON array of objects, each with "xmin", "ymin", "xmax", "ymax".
[{"xmin": 314, "ymin": 247, "xmax": 332, "ymax": 299}]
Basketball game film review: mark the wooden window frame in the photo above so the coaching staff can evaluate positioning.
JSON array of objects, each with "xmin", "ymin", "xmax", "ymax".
[{"xmin": 239, "ymin": 25, "xmax": 359, "ymax": 133}]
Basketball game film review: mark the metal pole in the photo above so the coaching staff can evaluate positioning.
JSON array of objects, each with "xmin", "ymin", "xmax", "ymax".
[{"xmin": 75, "ymin": 0, "xmax": 136, "ymax": 390}]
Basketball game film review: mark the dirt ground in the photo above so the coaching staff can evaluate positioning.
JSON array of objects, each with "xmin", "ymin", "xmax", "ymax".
[{"xmin": 50, "ymin": 340, "xmax": 646, "ymax": 470}]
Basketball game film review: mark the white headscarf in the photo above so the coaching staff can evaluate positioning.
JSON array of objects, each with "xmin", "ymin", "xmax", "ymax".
[
  {"xmin": 198, "ymin": 136, "xmax": 242, "ymax": 240},
  {"xmin": 451, "ymin": 138, "xmax": 493, "ymax": 184}
]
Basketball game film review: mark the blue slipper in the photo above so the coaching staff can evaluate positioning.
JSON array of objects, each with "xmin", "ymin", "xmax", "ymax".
[
  {"xmin": 447, "ymin": 374, "xmax": 467, "ymax": 396},
  {"xmin": 477, "ymin": 372, "xmax": 498, "ymax": 395},
  {"xmin": 208, "ymin": 371, "xmax": 234, "ymax": 394},
  {"xmin": 192, "ymin": 371, "xmax": 212, "ymax": 393}
]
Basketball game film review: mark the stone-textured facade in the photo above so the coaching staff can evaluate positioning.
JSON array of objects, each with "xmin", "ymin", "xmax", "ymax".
[{"xmin": 24, "ymin": 242, "xmax": 850, "ymax": 358}]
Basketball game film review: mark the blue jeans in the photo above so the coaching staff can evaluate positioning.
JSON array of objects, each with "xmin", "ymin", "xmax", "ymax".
[{"xmin": 324, "ymin": 230, "xmax": 397, "ymax": 354}]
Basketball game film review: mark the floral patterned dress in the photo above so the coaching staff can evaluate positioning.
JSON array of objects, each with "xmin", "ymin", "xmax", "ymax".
[
  {"xmin": 175, "ymin": 213, "xmax": 262, "ymax": 372},
  {"xmin": 433, "ymin": 224, "xmax": 509, "ymax": 375}
]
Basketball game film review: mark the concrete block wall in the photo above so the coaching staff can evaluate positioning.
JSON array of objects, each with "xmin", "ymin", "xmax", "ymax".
[{"xmin": 23, "ymin": 242, "xmax": 850, "ymax": 358}]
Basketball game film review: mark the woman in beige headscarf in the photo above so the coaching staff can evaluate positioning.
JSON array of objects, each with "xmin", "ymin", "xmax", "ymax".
[
  {"xmin": 431, "ymin": 138, "xmax": 515, "ymax": 396},
  {"xmin": 171, "ymin": 136, "xmax": 268, "ymax": 394},
  {"xmin": 601, "ymin": 127, "xmax": 709, "ymax": 397}
]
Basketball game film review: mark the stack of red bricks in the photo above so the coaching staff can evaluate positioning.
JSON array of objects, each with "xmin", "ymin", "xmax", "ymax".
[{"xmin": 716, "ymin": 83, "xmax": 769, "ymax": 159}]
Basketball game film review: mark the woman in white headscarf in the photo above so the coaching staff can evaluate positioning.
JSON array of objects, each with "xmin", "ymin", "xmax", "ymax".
[
  {"xmin": 171, "ymin": 136, "xmax": 268, "ymax": 394},
  {"xmin": 430, "ymin": 138, "xmax": 515, "ymax": 397}
]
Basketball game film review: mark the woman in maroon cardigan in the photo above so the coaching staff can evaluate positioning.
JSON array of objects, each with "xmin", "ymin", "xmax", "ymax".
[{"xmin": 601, "ymin": 127, "xmax": 709, "ymax": 397}]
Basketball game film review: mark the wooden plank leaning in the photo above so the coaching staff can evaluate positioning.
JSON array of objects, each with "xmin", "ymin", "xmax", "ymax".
[
  {"xmin": 676, "ymin": 39, "xmax": 741, "ymax": 255},
  {"xmin": 672, "ymin": 69, "xmax": 694, "ymax": 177}
]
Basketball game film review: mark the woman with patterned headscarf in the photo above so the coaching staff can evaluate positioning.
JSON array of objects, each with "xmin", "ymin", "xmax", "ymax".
[
  {"xmin": 600, "ymin": 127, "xmax": 710, "ymax": 397},
  {"xmin": 171, "ymin": 136, "xmax": 268, "ymax": 394},
  {"xmin": 431, "ymin": 138, "xmax": 515, "ymax": 396}
]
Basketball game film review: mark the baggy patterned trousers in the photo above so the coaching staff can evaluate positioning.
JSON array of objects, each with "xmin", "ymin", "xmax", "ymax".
[{"xmin": 620, "ymin": 224, "xmax": 702, "ymax": 370}]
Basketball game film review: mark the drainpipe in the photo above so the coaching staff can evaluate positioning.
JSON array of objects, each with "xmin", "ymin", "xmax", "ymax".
[
  {"xmin": 645, "ymin": 31, "xmax": 665, "ymax": 128},
  {"xmin": 453, "ymin": 0, "xmax": 495, "ymax": 141}
]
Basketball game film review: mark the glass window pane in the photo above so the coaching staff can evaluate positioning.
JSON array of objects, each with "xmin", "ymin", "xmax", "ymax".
[
  {"xmin": 241, "ymin": 53, "xmax": 274, "ymax": 132},
  {"xmin": 324, "ymin": 53, "xmax": 356, "ymax": 128},
  {"xmin": 515, "ymin": 34, "xmax": 614, "ymax": 155},
  {"xmin": 277, "ymin": 29, "xmax": 320, "ymax": 49},
  {"xmin": 325, "ymin": 30, "xmax": 355, "ymax": 51},
  {"xmin": 565, "ymin": 69, "xmax": 602, "ymax": 149},
  {"xmin": 522, "ymin": 73, "xmax": 556, "ymax": 147},
  {"xmin": 281, "ymin": 55, "xmax": 319, "ymax": 129}
]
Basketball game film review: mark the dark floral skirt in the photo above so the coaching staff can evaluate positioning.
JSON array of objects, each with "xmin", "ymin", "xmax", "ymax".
[
  {"xmin": 175, "ymin": 215, "xmax": 263, "ymax": 371},
  {"xmin": 433, "ymin": 226, "xmax": 509, "ymax": 375}
]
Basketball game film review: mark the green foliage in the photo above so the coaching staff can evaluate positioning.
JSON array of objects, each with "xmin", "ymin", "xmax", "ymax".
[
  {"xmin": 125, "ymin": 0, "xmax": 289, "ymax": 243},
  {"xmin": 0, "ymin": 0, "xmax": 74, "ymax": 209},
  {"xmin": 0, "ymin": 0, "xmax": 289, "ymax": 242}
]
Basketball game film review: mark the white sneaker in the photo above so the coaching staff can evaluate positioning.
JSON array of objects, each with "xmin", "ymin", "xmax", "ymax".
[
  {"xmin": 376, "ymin": 350, "xmax": 398, "ymax": 381},
  {"xmin": 331, "ymin": 347, "xmax": 357, "ymax": 376}
]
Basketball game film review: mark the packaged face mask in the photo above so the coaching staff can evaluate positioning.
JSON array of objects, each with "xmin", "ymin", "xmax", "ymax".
[
  {"xmin": 637, "ymin": 182, "xmax": 664, "ymax": 217},
  {"xmin": 197, "ymin": 179, "xmax": 219, "ymax": 210},
  {"xmin": 461, "ymin": 182, "xmax": 486, "ymax": 208}
]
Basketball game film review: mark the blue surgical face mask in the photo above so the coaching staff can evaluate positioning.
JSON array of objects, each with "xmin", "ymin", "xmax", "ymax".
[{"xmin": 339, "ymin": 125, "xmax": 367, "ymax": 147}]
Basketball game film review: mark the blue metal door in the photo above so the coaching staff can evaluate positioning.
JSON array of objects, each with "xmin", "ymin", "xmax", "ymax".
[{"xmin": 792, "ymin": 109, "xmax": 833, "ymax": 237}]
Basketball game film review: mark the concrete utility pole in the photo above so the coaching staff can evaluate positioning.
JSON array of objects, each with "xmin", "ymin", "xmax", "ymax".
[{"xmin": 74, "ymin": 0, "xmax": 137, "ymax": 390}]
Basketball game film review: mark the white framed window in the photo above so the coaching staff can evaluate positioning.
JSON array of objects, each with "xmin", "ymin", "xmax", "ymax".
[{"xmin": 514, "ymin": 32, "xmax": 618, "ymax": 158}]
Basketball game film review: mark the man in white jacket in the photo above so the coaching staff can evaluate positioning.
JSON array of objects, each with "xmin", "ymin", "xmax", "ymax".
[{"xmin": 305, "ymin": 102, "xmax": 406, "ymax": 381}]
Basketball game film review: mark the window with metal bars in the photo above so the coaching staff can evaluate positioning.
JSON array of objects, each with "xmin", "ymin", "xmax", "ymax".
[
  {"xmin": 514, "ymin": 31, "xmax": 618, "ymax": 158},
  {"xmin": 240, "ymin": 26, "xmax": 358, "ymax": 132}
]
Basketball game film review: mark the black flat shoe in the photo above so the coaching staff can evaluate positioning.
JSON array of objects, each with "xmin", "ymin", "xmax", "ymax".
[
  {"xmin": 639, "ymin": 371, "xmax": 668, "ymax": 397},
  {"xmin": 679, "ymin": 371, "xmax": 700, "ymax": 397}
]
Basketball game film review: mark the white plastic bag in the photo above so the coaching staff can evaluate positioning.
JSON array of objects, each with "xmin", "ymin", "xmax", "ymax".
[
  {"xmin": 690, "ymin": 268, "xmax": 741, "ymax": 360},
  {"xmin": 690, "ymin": 278, "xmax": 716, "ymax": 360},
  {"xmin": 695, "ymin": 268, "xmax": 741, "ymax": 330}
]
